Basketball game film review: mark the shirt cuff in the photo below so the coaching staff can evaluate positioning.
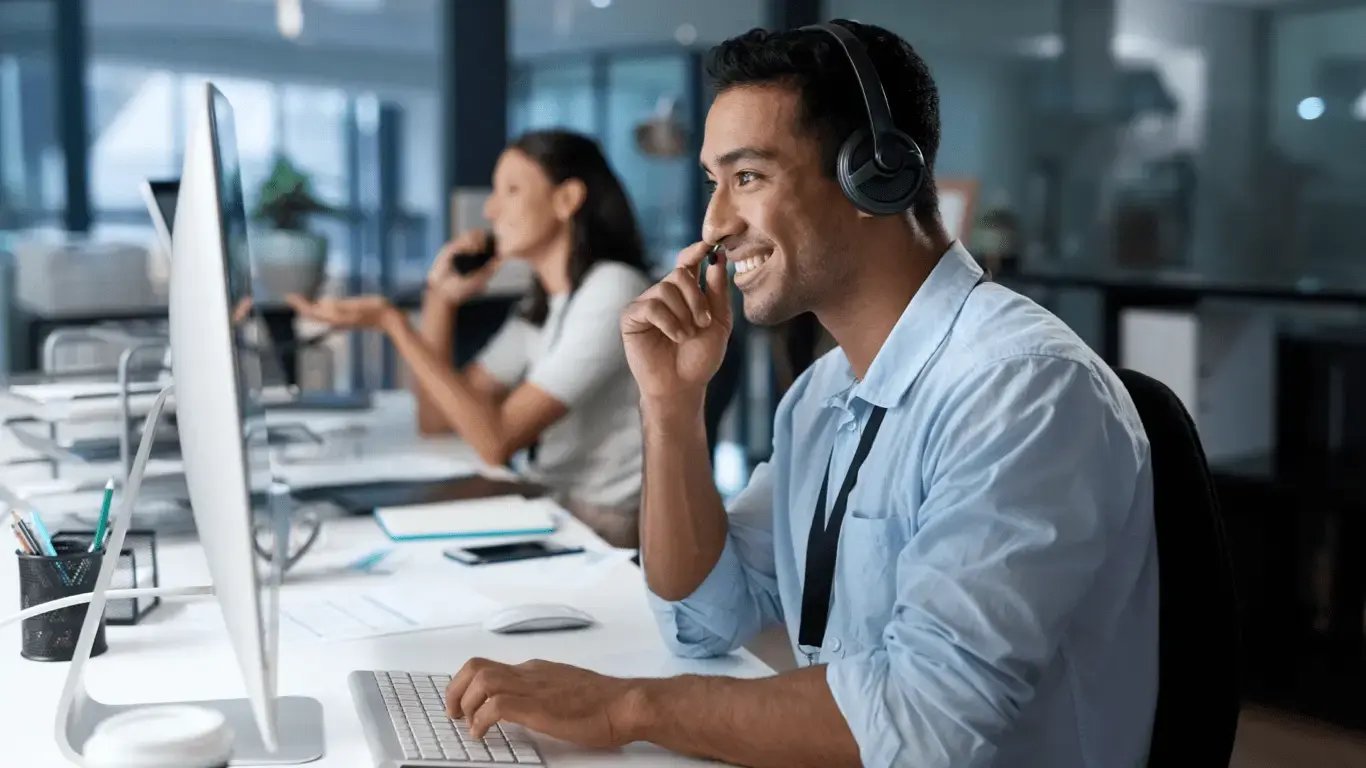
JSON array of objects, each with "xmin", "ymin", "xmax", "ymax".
[
  {"xmin": 827, "ymin": 649, "xmax": 902, "ymax": 768},
  {"xmin": 646, "ymin": 536, "xmax": 748, "ymax": 658}
]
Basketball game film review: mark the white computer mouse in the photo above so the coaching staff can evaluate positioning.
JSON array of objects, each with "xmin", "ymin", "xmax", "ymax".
[{"xmin": 482, "ymin": 603, "xmax": 595, "ymax": 634}]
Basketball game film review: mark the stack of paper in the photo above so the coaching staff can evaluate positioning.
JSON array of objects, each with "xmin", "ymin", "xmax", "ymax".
[{"xmin": 273, "ymin": 452, "xmax": 475, "ymax": 491}]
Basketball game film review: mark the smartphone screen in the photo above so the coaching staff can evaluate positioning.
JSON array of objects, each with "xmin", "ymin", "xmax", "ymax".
[{"xmin": 443, "ymin": 540, "xmax": 583, "ymax": 566}]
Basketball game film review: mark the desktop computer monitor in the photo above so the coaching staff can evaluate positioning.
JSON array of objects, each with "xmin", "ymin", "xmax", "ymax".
[
  {"xmin": 169, "ymin": 83, "xmax": 280, "ymax": 751},
  {"xmin": 141, "ymin": 177, "xmax": 179, "ymax": 255}
]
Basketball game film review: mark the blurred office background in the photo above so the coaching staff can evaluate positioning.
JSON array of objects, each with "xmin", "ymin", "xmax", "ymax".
[{"xmin": 1, "ymin": 0, "xmax": 1365, "ymax": 762}]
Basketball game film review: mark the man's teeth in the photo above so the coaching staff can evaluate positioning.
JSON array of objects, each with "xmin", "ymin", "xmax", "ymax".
[{"xmin": 734, "ymin": 253, "xmax": 771, "ymax": 274}]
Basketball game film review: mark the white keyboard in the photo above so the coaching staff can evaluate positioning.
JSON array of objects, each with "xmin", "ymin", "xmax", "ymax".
[{"xmin": 351, "ymin": 670, "xmax": 545, "ymax": 766}]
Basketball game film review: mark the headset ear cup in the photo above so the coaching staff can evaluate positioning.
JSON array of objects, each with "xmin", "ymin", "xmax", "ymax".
[{"xmin": 835, "ymin": 128, "xmax": 925, "ymax": 216}]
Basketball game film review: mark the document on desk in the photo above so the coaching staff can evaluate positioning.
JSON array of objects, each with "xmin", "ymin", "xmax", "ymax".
[
  {"xmin": 273, "ymin": 451, "xmax": 476, "ymax": 491},
  {"xmin": 7, "ymin": 380, "xmax": 165, "ymax": 403},
  {"xmin": 278, "ymin": 582, "xmax": 503, "ymax": 643}
]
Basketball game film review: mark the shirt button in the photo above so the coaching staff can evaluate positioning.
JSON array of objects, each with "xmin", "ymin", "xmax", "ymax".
[{"xmin": 829, "ymin": 637, "xmax": 843, "ymax": 653}]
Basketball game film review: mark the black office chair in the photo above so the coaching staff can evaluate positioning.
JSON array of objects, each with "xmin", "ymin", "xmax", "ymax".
[{"xmin": 1116, "ymin": 368, "xmax": 1240, "ymax": 767}]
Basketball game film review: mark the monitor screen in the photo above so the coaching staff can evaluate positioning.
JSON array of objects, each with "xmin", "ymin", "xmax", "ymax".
[{"xmin": 149, "ymin": 180, "xmax": 178, "ymax": 236}]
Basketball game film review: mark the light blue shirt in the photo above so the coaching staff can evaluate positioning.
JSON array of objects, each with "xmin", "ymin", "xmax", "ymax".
[{"xmin": 649, "ymin": 243, "xmax": 1158, "ymax": 767}]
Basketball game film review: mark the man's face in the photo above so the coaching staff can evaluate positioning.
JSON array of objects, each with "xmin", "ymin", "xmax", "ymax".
[{"xmin": 700, "ymin": 85, "xmax": 860, "ymax": 325}]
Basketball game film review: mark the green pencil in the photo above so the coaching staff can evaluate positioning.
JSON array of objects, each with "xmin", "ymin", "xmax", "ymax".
[{"xmin": 90, "ymin": 478, "xmax": 114, "ymax": 553}]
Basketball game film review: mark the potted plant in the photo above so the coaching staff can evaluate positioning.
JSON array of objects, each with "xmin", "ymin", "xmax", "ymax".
[{"xmin": 251, "ymin": 155, "xmax": 334, "ymax": 304}]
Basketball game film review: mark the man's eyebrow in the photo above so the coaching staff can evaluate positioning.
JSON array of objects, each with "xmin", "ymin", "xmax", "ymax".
[{"xmin": 700, "ymin": 146, "xmax": 778, "ymax": 173}]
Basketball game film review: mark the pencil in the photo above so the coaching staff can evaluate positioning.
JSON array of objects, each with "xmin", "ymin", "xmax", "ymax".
[{"xmin": 11, "ymin": 522, "xmax": 35, "ymax": 555}]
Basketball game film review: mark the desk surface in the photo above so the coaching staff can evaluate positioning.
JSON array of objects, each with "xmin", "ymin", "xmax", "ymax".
[{"xmin": 0, "ymin": 393, "xmax": 774, "ymax": 767}]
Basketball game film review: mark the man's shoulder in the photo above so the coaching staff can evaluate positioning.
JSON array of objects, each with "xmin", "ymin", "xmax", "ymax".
[{"xmin": 938, "ymin": 281, "xmax": 1103, "ymax": 377}]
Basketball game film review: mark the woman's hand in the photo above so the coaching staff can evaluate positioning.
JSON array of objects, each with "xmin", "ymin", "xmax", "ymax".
[
  {"xmin": 284, "ymin": 294, "xmax": 402, "ymax": 333},
  {"xmin": 427, "ymin": 229, "xmax": 503, "ymax": 307}
]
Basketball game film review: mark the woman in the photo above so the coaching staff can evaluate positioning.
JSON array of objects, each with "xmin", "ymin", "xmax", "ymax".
[{"xmin": 288, "ymin": 130, "xmax": 651, "ymax": 547}]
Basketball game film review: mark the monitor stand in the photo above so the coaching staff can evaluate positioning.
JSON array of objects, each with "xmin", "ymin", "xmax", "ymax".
[{"xmin": 53, "ymin": 384, "xmax": 325, "ymax": 766}]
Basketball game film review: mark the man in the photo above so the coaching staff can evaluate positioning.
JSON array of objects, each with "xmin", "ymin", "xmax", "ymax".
[{"xmin": 444, "ymin": 20, "xmax": 1158, "ymax": 768}]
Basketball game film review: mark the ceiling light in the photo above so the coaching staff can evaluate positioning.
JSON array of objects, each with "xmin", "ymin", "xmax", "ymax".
[
  {"xmin": 1297, "ymin": 96, "xmax": 1324, "ymax": 121},
  {"xmin": 277, "ymin": 0, "xmax": 303, "ymax": 40}
]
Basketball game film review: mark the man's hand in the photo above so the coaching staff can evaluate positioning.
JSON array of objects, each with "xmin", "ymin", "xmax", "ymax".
[
  {"xmin": 444, "ymin": 658, "xmax": 641, "ymax": 748},
  {"xmin": 284, "ymin": 294, "xmax": 402, "ymax": 332},
  {"xmin": 620, "ymin": 242, "xmax": 732, "ymax": 403}
]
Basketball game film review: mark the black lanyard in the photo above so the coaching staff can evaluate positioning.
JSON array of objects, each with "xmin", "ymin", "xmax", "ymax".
[{"xmin": 798, "ymin": 404, "xmax": 889, "ymax": 654}]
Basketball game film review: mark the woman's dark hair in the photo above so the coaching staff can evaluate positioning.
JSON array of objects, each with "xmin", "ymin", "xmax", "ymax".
[
  {"xmin": 508, "ymin": 130, "xmax": 647, "ymax": 325},
  {"xmin": 706, "ymin": 20, "xmax": 941, "ymax": 229}
]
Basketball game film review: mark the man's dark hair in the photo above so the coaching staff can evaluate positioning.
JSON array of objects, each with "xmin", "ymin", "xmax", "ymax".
[{"xmin": 706, "ymin": 19, "xmax": 941, "ymax": 228}]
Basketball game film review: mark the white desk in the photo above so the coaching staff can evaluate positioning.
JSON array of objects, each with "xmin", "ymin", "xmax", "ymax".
[{"xmin": 0, "ymin": 392, "xmax": 774, "ymax": 766}]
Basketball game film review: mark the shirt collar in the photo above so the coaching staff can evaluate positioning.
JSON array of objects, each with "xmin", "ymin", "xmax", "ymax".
[{"xmin": 830, "ymin": 241, "xmax": 983, "ymax": 410}]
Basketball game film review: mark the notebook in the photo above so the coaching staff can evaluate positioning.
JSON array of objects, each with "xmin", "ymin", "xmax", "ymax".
[{"xmin": 374, "ymin": 495, "xmax": 559, "ymax": 541}]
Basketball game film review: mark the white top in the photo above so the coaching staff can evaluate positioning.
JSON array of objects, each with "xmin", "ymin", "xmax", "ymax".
[{"xmin": 477, "ymin": 261, "xmax": 650, "ymax": 508}]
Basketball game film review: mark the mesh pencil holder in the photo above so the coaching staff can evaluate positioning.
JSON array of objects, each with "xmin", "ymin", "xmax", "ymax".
[
  {"xmin": 16, "ymin": 539, "xmax": 108, "ymax": 662},
  {"xmin": 53, "ymin": 529, "xmax": 160, "ymax": 625}
]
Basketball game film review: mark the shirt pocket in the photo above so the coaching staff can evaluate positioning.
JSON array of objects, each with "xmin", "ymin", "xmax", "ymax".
[{"xmin": 836, "ymin": 511, "xmax": 906, "ymax": 630}]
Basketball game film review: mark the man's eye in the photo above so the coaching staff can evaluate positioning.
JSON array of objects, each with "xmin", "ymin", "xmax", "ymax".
[
  {"xmin": 736, "ymin": 171, "xmax": 759, "ymax": 186},
  {"xmin": 704, "ymin": 178, "xmax": 718, "ymax": 194}
]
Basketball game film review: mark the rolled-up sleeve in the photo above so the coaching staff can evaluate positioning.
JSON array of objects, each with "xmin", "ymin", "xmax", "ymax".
[
  {"xmin": 827, "ymin": 356, "xmax": 1148, "ymax": 768},
  {"xmin": 648, "ymin": 462, "xmax": 784, "ymax": 657}
]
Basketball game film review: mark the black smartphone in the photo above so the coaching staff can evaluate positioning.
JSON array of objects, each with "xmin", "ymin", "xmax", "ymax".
[
  {"xmin": 442, "ymin": 540, "xmax": 584, "ymax": 566},
  {"xmin": 451, "ymin": 235, "xmax": 497, "ymax": 275}
]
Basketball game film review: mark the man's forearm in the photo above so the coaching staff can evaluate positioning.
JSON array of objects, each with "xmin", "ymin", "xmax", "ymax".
[
  {"xmin": 623, "ymin": 666, "xmax": 861, "ymax": 768},
  {"xmin": 640, "ymin": 397, "xmax": 729, "ymax": 600}
]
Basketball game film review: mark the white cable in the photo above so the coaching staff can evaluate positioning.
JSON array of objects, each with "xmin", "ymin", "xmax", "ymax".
[{"xmin": 1, "ymin": 585, "xmax": 214, "ymax": 630}]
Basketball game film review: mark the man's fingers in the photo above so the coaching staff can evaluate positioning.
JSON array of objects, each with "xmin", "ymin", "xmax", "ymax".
[
  {"xmin": 652, "ymin": 282, "xmax": 703, "ymax": 335},
  {"xmin": 624, "ymin": 298, "xmax": 691, "ymax": 344},
  {"xmin": 446, "ymin": 658, "xmax": 487, "ymax": 718},
  {"xmin": 460, "ymin": 667, "xmax": 504, "ymax": 724},
  {"xmin": 664, "ymin": 268, "xmax": 713, "ymax": 328},
  {"xmin": 673, "ymin": 240, "xmax": 713, "ymax": 270},
  {"xmin": 469, "ymin": 694, "xmax": 521, "ymax": 739}
]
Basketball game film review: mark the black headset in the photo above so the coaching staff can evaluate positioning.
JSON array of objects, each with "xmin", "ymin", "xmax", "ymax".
[{"xmin": 801, "ymin": 22, "xmax": 926, "ymax": 216}]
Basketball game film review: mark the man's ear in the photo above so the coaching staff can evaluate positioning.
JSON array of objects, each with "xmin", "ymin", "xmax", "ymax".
[{"xmin": 552, "ymin": 178, "xmax": 588, "ymax": 222}]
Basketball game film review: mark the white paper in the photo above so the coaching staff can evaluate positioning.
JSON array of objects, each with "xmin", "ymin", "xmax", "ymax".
[
  {"xmin": 272, "ymin": 451, "xmax": 475, "ymax": 491},
  {"xmin": 278, "ymin": 583, "xmax": 502, "ymax": 643},
  {"xmin": 9, "ymin": 380, "xmax": 164, "ymax": 403}
]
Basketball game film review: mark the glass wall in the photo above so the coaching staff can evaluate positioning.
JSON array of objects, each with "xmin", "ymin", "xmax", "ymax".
[
  {"xmin": 511, "ymin": 50, "xmax": 704, "ymax": 274},
  {"xmin": 84, "ymin": 0, "xmax": 443, "ymax": 279},
  {"xmin": 826, "ymin": 0, "xmax": 1366, "ymax": 285},
  {"xmin": 0, "ymin": 0, "xmax": 63, "ymax": 236}
]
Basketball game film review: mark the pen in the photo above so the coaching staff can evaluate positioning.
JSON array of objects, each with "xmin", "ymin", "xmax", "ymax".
[
  {"xmin": 27, "ymin": 511, "xmax": 58, "ymax": 557},
  {"xmin": 9, "ymin": 510, "xmax": 41, "ymax": 556},
  {"xmin": 91, "ymin": 478, "xmax": 115, "ymax": 553},
  {"xmin": 26, "ymin": 510, "xmax": 72, "ymax": 585},
  {"xmin": 10, "ymin": 522, "xmax": 35, "ymax": 555}
]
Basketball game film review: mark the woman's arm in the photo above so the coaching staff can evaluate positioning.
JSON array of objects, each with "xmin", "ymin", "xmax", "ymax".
[{"xmin": 383, "ymin": 309, "xmax": 568, "ymax": 466}]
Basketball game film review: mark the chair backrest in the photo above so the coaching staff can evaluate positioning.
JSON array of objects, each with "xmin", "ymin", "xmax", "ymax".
[{"xmin": 1116, "ymin": 368, "xmax": 1240, "ymax": 767}]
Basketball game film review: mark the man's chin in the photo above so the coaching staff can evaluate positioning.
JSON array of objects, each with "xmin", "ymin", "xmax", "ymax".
[{"xmin": 741, "ymin": 294, "xmax": 801, "ymax": 327}]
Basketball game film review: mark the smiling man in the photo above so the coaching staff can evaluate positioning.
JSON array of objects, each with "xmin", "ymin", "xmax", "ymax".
[{"xmin": 444, "ymin": 20, "xmax": 1158, "ymax": 768}]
